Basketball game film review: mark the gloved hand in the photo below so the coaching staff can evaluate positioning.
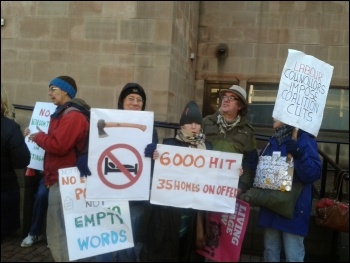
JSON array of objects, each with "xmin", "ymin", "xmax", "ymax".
[
  {"xmin": 77, "ymin": 154, "xmax": 91, "ymax": 177},
  {"xmin": 144, "ymin": 143, "xmax": 157, "ymax": 158},
  {"xmin": 285, "ymin": 139, "xmax": 303, "ymax": 159}
]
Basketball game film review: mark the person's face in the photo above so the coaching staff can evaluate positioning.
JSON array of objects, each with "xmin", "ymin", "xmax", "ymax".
[
  {"xmin": 220, "ymin": 92, "xmax": 242, "ymax": 117},
  {"xmin": 48, "ymin": 86, "xmax": 69, "ymax": 106},
  {"xmin": 123, "ymin": 94, "xmax": 144, "ymax": 111},
  {"xmin": 182, "ymin": 122, "xmax": 201, "ymax": 134},
  {"xmin": 273, "ymin": 119, "xmax": 284, "ymax": 129}
]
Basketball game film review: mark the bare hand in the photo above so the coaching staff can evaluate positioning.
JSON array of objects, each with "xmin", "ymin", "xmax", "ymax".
[
  {"xmin": 28, "ymin": 126, "xmax": 43, "ymax": 141},
  {"xmin": 239, "ymin": 166, "xmax": 243, "ymax": 176},
  {"xmin": 28, "ymin": 132, "xmax": 38, "ymax": 142},
  {"xmin": 153, "ymin": 150, "xmax": 159, "ymax": 160},
  {"xmin": 23, "ymin": 127, "xmax": 30, "ymax": 137}
]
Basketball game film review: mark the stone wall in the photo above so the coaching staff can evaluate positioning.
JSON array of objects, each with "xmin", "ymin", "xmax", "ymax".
[
  {"xmin": 195, "ymin": 1, "xmax": 349, "ymax": 110},
  {"xmin": 1, "ymin": 1, "xmax": 348, "ymax": 133},
  {"xmin": 1, "ymin": 1, "xmax": 200, "ymax": 136}
]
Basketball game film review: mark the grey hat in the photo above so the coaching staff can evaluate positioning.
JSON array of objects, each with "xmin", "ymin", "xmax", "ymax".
[{"xmin": 219, "ymin": 85, "xmax": 247, "ymax": 105}]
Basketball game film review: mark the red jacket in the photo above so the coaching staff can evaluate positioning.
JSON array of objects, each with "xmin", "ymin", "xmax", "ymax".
[{"xmin": 35, "ymin": 108, "xmax": 89, "ymax": 187}]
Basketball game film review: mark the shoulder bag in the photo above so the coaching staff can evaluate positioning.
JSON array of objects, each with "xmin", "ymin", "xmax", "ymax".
[{"xmin": 240, "ymin": 129, "xmax": 302, "ymax": 219}]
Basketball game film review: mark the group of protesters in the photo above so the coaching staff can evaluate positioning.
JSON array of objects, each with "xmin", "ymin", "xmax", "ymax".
[{"xmin": 1, "ymin": 78, "xmax": 321, "ymax": 262}]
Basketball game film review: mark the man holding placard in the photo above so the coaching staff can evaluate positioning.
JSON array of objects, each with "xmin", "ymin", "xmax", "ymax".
[{"xmin": 202, "ymin": 85, "xmax": 258, "ymax": 261}]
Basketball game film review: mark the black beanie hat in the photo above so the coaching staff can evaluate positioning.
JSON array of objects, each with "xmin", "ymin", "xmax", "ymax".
[
  {"xmin": 118, "ymin": 83, "xmax": 146, "ymax": 110},
  {"xmin": 179, "ymin": 101, "xmax": 203, "ymax": 125}
]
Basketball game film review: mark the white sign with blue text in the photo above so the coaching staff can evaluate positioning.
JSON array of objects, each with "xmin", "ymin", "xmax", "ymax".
[{"xmin": 59, "ymin": 167, "xmax": 133, "ymax": 261}]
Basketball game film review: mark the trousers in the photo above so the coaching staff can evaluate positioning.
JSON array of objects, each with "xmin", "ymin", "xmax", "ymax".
[
  {"xmin": 264, "ymin": 227, "xmax": 305, "ymax": 262},
  {"xmin": 29, "ymin": 176, "xmax": 49, "ymax": 236},
  {"xmin": 46, "ymin": 183, "xmax": 69, "ymax": 262}
]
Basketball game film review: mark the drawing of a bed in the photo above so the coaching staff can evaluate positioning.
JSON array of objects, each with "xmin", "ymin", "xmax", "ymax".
[{"xmin": 104, "ymin": 157, "xmax": 138, "ymax": 175}]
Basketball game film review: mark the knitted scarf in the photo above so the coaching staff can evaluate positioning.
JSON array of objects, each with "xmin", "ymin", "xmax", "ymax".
[
  {"xmin": 217, "ymin": 112, "xmax": 241, "ymax": 135},
  {"xmin": 176, "ymin": 128, "xmax": 206, "ymax": 149}
]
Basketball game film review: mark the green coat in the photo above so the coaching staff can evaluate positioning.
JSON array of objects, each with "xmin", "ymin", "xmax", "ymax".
[{"xmin": 202, "ymin": 112, "xmax": 258, "ymax": 192}]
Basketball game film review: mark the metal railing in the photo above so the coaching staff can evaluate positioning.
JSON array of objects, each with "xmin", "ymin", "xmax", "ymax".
[{"xmin": 13, "ymin": 104, "xmax": 349, "ymax": 197}]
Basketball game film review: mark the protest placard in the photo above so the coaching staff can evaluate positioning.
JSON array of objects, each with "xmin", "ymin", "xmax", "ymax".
[
  {"xmin": 59, "ymin": 167, "xmax": 133, "ymax": 261},
  {"xmin": 196, "ymin": 199, "xmax": 251, "ymax": 262},
  {"xmin": 273, "ymin": 49, "xmax": 334, "ymax": 137},
  {"xmin": 25, "ymin": 102, "xmax": 56, "ymax": 170},
  {"xmin": 150, "ymin": 144, "xmax": 243, "ymax": 214},
  {"xmin": 86, "ymin": 108, "xmax": 153, "ymax": 201}
]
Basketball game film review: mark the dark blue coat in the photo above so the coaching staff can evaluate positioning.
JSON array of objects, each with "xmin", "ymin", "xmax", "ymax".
[{"xmin": 258, "ymin": 129, "xmax": 321, "ymax": 236}]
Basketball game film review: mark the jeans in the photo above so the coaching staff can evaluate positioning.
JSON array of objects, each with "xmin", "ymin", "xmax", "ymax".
[
  {"xmin": 29, "ymin": 177, "xmax": 49, "ymax": 236},
  {"xmin": 264, "ymin": 227, "xmax": 305, "ymax": 262}
]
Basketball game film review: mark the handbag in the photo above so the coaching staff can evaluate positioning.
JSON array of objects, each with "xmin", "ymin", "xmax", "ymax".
[
  {"xmin": 240, "ymin": 180, "xmax": 302, "ymax": 219},
  {"xmin": 240, "ymin": 129, "xmax": 302, "ymax": 219},
  {"xmin": 315, "ymin": 171, "xmax": 349, "ymax": 233},
  {"xmin": 253, "ymin": 149, "xmax": 294, "ymax": 191}
]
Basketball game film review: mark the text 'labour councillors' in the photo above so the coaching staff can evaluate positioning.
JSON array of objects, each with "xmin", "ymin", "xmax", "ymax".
[{"xmin": 281, "ymin": 62, "xmax": 326, "ymax": 122}]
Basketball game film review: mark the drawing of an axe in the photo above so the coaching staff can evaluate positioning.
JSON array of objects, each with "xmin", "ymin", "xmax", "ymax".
[{"xmin": 97, "ymin": 119, "xmax": 146, "ymax": 138}]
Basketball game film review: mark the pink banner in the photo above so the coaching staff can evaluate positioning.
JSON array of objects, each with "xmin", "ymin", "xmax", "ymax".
[{"xmin": 197, "ymin": 199, "xmax": 250, "ymax": 262}]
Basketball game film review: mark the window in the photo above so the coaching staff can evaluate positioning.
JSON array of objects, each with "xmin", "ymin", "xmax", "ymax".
[{"xmin": 247, "ymin": 83, "xmax": 349, "ymax": 132}]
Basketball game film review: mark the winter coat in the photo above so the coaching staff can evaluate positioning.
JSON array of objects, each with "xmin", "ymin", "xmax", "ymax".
[
  {"xmin": 258, "ymin": 129, "xmax": 321, "ymax": 236},
  {"xmin": 1, "ymin": 114, "xmax": 31, "ymax": 235},
  {"xmin": 202, "ymin": 112, "xmax": 258, "ymax": 192},
  {"xmin": 116, "ymin": 85, "xmax": 159, "ymax": 208},
  {"xmin": 140, "ymin": 138, "xmax": 212, "ymax": 262},
  {"xmin": 34, "ymin": 98, "xmax": 90, "ymax": 187},
  {"xmin": 1, "ymin": 115, "xmax": 31, "ymax": 191}
]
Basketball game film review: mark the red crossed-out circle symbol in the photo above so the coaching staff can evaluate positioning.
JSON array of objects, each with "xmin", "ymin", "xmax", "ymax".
[{"xmin": 97, "ymin": 144, "xmax": 143, "ymax": 189}]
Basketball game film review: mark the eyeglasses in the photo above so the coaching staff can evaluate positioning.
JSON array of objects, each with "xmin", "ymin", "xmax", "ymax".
[
  {"xmin": 49, "ymin": 87, "xmax": 60, "ymax": 92},
  {"xmin": 221, "ymin": 95, "xmax": 239, "ymax": 102},
  {"xmin": 126, "ymin": 96, "xmax": 143, "ymax": 104}
]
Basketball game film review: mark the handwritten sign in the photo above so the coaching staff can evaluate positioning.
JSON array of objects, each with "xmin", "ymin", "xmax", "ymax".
[
  {"xmin": 197, "ymin": 199, "xmax": 250, "ymax": 262},
  {"xmin": 151, "ymin": 144, "xmax": 243, "ymax": 214},
  {"xmin": 273, "ymin": 49, "xmax": 333, "ymax": 137},
  {"xmin": 59, "ymin": 167, "xmax": 133, "ymax": 261},
  {"xmin": 86, "ymin": 108, "xmax": 153, "ymax": 201},
  {"xmin": 25, "ymin": 102, "xmax": 56, "ymax": 170}
]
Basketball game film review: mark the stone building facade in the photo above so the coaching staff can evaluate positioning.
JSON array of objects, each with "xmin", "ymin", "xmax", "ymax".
[
  {"xmin": 1, "ymin": 2, "xmax": 349, "ymax": 259},
  {"xmin": 1, "ymin": 1, "xmax": 348, "ymax": 135}
]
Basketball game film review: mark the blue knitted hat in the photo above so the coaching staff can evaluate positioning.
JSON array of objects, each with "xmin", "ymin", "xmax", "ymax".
[{"xmin": 49, "ymin": 76, "xmax": 77, "ymax": 99}]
